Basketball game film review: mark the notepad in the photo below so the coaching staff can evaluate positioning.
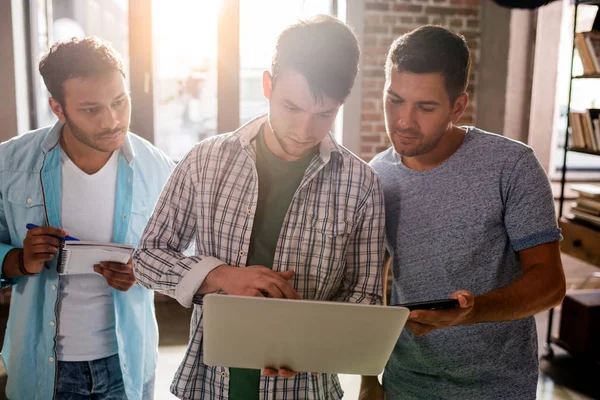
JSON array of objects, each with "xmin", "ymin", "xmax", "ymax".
[{"xmin": 58, "ymin": 241, "xmax": 134, "ymax": 275}]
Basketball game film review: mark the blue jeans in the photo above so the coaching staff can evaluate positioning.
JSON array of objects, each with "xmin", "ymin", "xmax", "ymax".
[{"xmin": 56, "ymin": 354, "xmax": 126, "ymax": 400}]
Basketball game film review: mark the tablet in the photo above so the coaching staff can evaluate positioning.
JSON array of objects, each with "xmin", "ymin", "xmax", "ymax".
[{"xmin": 203, "ymin": 294, "xmax": 409, "ymax": 375}]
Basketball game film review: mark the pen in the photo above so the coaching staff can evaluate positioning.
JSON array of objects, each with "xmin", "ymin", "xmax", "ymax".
[{"xmin": 26, "ymin": 224, "xmax": 80, "ymax": 241}]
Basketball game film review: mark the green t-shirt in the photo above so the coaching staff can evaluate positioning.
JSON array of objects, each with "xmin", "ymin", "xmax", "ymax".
[{"xmin": 228, "ymin": 126, "xmax": 317, "ymax": 400}]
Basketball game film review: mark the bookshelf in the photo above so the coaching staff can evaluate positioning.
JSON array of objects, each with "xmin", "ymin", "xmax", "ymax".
[
  {"xmin": 546, "ymin": 0, "xmax": 600, "ymax": 361},
  {"xmin": 558, "ymin": 0, "xmax": 600, "ymax": 244}
]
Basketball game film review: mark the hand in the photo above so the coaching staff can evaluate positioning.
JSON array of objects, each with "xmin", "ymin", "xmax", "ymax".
[
  {"xmin": 209, "ymin": 265, "xmax": 299, "ymax": 299},
  {"xmin": 261, "ymin": 368, "xmax": 318, "ymax": 379},
  {"xmin": 359, "ymin": 376, "xmax": 385, "ymax": 400},
  {"xmin": 406, "ymin": 290, "xmax": 475, "ymax": 337},
  {"xmin": 94, "ymin": 259, "xmax": 137, "ymax": 291},
  {"xmin": 22, "ymin": 226, "xmax": 67, "ymax": 274}
]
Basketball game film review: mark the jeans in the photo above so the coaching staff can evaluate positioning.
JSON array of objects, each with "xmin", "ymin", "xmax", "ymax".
[{"xmin": 56, "ymin": 354, "xmax": 126, "ymax": 400}]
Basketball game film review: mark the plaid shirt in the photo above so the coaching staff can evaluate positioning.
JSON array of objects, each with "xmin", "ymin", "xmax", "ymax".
[{"xmin": 133, "ymin": 115, "xmax": 386, "ymax": 400}]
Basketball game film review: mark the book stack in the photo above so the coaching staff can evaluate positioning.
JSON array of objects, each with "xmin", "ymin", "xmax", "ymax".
[
  {"xmin": 575, "ymin": 31, "xmax": 600, "ymax": 76},
  {"xmin": 570, "ymin": 184, "xmax": 600, "ymax": 229},
  {"xmin": 569, "ymin": 109, "xmax": 600, "ymax": 151}
]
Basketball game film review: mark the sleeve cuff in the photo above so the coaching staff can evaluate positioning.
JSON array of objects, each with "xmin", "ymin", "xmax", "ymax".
[
  {"xmin": 174, "ymin": 256, "xmax": 226, "ymax": 308},
  {"xmin": 511, "ymin": 228, "xmax": 563, "ymax": 252}
]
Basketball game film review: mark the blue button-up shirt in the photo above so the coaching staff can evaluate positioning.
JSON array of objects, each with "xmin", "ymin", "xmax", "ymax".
[{"xmin": 0, "ymin": 121, "xmax": 174, "ymax": 400}]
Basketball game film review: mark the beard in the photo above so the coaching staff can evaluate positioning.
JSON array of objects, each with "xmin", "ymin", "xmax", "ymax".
[{"xmin": 64, "ymin": 113, "xmax": 126, "ymax": 153}]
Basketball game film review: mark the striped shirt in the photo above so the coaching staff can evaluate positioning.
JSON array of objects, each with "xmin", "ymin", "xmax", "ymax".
[{"xmin": 133, "ymin": 115, "xmax": 386, "ymax": 400}]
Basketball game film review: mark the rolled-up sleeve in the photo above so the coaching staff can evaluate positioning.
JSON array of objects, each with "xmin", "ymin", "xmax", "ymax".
[{"xmin": 133, "ymin": 152, "xmax": 224, "ymax": 308}]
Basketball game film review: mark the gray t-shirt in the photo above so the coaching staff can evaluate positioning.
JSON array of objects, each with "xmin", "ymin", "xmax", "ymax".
[{"xmin": 370, "ymin": 127, "xmax": 561, "ymax": 400}]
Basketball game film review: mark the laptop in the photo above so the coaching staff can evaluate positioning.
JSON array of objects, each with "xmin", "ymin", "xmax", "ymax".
[{"xmin": 203, "ymin": 294, "xmax": 409, "ymax": 375}]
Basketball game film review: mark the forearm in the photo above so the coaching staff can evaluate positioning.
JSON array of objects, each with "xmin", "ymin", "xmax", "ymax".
[
  {"xmin": 133, "ymin": 247, "xmax": 225, "ymax": 306},
  {"xmin": 470, "ymin": 263, "xmax": 565, "ymax": 324}
]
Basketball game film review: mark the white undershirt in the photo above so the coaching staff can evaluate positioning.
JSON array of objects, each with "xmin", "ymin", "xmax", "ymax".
[{"xmin": 57, "ymin": 149, "xmax": 119, "ymax": 361}]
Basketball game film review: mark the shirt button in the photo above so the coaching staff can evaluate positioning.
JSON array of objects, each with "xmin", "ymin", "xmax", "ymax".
[
  {"xmin": 26, "ymin": 198, "xmax": 32, "ymax": 204},
  {"xmin": 239, "ymin": 251, "xmax": 245, "ymax": 257},
  {"xmin": 122, "ymin": 215, "xmax": 127, "ymax": 220},
  {"xmin": 49, "ymin": 321, "xmax": 55, "ymax": 326},
  {"xmin": 247, "ymin": 209, "xmax": 252, "ymax": 215},
  {"xmin": 51, "ymin": 285, "xmax": 57, "ymax": 291},
  {"xmin": 49, "ymin": 357, "xmax": 55, "ymax": 363},
  {"xmin": 221, "ymin": 372, "xmax": 228, "ymax": 377}
]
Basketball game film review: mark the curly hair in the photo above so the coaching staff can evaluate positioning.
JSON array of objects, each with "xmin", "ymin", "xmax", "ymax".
[{"xmin": 38, "ymin": 36, "xmax": 125, "ymax": 105}]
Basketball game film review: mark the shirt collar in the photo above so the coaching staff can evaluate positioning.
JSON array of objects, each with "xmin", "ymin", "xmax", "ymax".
[{"xmin": 236, "ymin": 114, "xmax": 344, "ymax": 165}]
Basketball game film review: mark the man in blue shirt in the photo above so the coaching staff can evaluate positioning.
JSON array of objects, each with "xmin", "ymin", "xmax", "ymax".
[{"xmin": 0, "ymin": 37, "xmax": 174, "ymax": 399}]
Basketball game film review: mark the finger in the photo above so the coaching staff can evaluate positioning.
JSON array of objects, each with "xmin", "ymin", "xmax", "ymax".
[
  {"xmin": 31, "ymin": 253, "xmax": 55, "ymax": 262},
  {"xmin": 409, "ymin": 309, "xmax": 451, "ymax": 325},
  {"xmin": 449, "ymin": 290, "xmax": 475, "ymax": 308},
  {"xmin": 261, "ymin": 368, "xmax": 279, "ymax": 377},
  {"xmin": 107, "ymin": 281, "xmax": 134, "ymax": 292},
  {"xmin": 261, "ymin": 281, "xmax": 285, "ymax": 299},
  {"xmin": 99, "ymin": 262, "xmax": 132, "ymax": 273},
  {"xmin": 406, "ymin": 321, "xmax": 432, "ymax": 337},
  {"xmin": 278, "ymin": 368, "xmax": 299, "ymax": 378},
  {"xmin": 29, "ymin": 227, "xmax": 68, "ymax": 238},
  {"xmin": 30, "ymin": 244, "xmax": 60, "ymax": 255},
  {"xmin": 270, "ymin": 278, "xmax": 299, "ymax": 299},
  {"xmin": 94, "ymin": 266, "xmax": 136, "ymax": 284},
  {"xmin": 278, "ymin": 269, "xmax": 295, "ymax": 281},
  {"xmin": 28, "ymin": 236, "xmax": 62, "ymax": 248}
]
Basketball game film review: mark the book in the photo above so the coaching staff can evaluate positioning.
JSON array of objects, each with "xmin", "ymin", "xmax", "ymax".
[
  {"xmin": 572, "ymin": 184, "xmax": 600, "ymax": 199},
  {"xmin": 582, "ymin": 111, "xmax": 597, "ymax": 151},
  {"xmin": 572, "ymin": 205, "xmax": 600, "ymax": 217},
  {"xmin": 584, "ymin": 31, "xmax": 600, "ymax": 74},
  {"xmin": 578, "ymin": 197, "xmax": 600, "ymax": 212},
  {"xmin": 575, "ymin": 32, "xmax": 597, "ymax": 75},
  {"xmin": 571, "ymin": 208, "xmax": 600, "ymax": 228},
  {"xmin": 58, "ymin": 241, "xmax": 134, "ymax": 275},
  {"xmin": 585, "ymin": 109, "xmax": 600, "ymax": 151},
  {"xmin": 569, "ymin": 112, "xmax": 586, "ymax": 149}
]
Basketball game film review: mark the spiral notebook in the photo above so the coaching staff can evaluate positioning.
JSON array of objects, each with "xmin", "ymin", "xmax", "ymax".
[{"xmin": 58, "ymin": 241, "xmax": 134, "ymax": 275}]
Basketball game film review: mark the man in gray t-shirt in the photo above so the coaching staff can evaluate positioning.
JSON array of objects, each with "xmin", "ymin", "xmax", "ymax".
[{"xmin": 360, "ymin": 26, "xmax": 566, "ymax": 400}]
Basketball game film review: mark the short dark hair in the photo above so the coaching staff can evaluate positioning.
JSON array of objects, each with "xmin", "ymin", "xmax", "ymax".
[
  {"xmin": 386, "ymin": 26, "xmax": 471, "ymax": 102},
  {"xmin": 271, "ymin": 14, "xmax": 359, "ymax": 103},
  {"xmin": 39, "ymin": 36, "xmax": 125, "ymax": 105}
]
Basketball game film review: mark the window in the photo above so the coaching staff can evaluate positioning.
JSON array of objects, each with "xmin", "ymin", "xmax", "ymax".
[
  {"xmin": 29, "ymin": 0, "xmax": 129, "ymax": 129},
  {"xmin": 27, "ymin": 0, "xmax": 340, "ymax": 160},
  {"xmin": 152, "ymin": 0, "xmax": 219, "ymax": 161}
]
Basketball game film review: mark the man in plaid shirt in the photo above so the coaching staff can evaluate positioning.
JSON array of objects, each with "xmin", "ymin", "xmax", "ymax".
[{"xmin": 133, "ymin": 15, "xmax": 386, "ymax": 400}]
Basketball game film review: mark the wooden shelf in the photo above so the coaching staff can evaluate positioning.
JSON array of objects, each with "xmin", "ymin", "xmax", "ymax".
[
  {"xmin": 559, "ymin": 218, "xmax": 600, "ymax": 267},
  {"xmin": 569, "ymin": 147, "xmax": 600, "ymax": 156}
]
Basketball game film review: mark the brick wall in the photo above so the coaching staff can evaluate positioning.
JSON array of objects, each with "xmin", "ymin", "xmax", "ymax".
[{"xmin": 360, "ymin": 0, "xmax": 481, "ymax": 161}]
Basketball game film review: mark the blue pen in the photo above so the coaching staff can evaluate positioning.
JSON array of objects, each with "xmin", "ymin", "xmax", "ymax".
[{"xmin": 26, "ymin": 224, "xmax": 80, "ymax": 241}]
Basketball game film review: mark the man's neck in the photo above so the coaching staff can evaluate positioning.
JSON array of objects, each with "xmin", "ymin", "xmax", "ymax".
[
  {"xmin": 402, "ymin": 126, "xmax": 467, "ymax": 171},
  {"xmin": 60, "ymin": 125, "xmax": 114, "ymax": 175}
]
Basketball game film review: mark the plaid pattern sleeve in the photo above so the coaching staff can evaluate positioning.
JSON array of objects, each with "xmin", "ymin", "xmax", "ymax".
[
  {"xmin": 133, "ymin": 148, "xmax": 226, "ymax": 307},
  {"xmin": 132, "ymin": 116, "xmax": 386, "ymax": 400}
]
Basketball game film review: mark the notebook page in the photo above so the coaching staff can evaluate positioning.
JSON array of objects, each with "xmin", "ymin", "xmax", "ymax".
[{"xmin": 59, "ymin": 242, "xmax": 134, "ymax": 275}]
